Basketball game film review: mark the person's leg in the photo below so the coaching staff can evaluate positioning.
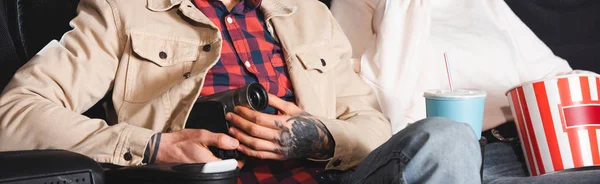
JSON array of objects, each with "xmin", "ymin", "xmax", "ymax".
[
  {"xmin": 484, "ymin": 141, "xmax": 600, "ymax": 184},
  {"xmin": 482, "ymin": 141, "xmax": 528, "ymax": 183},
  {"xmin": 342, "ymin": 117, "xmax": 482, "ymax": 184}
]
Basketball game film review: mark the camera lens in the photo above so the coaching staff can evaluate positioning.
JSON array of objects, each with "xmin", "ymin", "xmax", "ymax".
[
  {"xmin": 246, "ymin": 83, "xmax": 268, "ymax": 111},
  {"xmin": 249, "ymin": 92, "xmax": 260, "ymax": 106},
  {"xmin": 197, "ymin": 82, "xmax": 268, "ymax": 112}
]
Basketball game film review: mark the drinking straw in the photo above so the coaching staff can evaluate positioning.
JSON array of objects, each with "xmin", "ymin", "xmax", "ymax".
[{"xmin": 443, "ymin": 52, "xmax": 454, "ymax": 91}]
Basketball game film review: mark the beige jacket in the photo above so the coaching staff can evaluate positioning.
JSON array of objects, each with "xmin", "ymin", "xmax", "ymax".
[{"xmin": 0, "ymin": 0, "xmax": 391, "ymax": 170}]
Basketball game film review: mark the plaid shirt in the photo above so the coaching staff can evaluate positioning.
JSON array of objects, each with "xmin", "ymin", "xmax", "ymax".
[
  {"xmin": 197, "ymin": 0, "xmax": 293, "ymax": 114},
  {"xmin": 193, "ymin": 0, "xmax": 330, "ymax": 183}
]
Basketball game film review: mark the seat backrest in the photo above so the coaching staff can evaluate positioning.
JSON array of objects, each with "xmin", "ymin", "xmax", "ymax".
[
  {"xmin": 0, "ymin": 0, "xmax": 23, "ymax": 90},
  {"xmin": 319, "ymin": 0, "xmax": 331, "ymax": 8},
  {"xmin": 505, "ymin": 0, "xmax": 600, "ymax": 73},
  {"xmin": 16, "ymin": 0, "xmax": 80, "ymax": 59}
]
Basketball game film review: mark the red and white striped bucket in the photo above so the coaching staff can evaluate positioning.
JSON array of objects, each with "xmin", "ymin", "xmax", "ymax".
[{"xmin": 507, "ymin": 74, "xmax": 600, "ymax": 176}]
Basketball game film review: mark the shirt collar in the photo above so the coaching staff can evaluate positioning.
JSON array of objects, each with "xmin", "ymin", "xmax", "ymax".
[
  {"xmin": 148, "ymin": 0, "xmax": 263, "ymax": 11},
  {"xmin": 209, "ymin": 0, "xmax": 262, "ymax": 14},
  {"xmin": 244, "ymin": 0, "xmax": 262, "ymax": 12}
]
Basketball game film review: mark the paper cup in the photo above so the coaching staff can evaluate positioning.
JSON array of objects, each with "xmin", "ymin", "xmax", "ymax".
[
  {"xmin": 425, "ymin": 89, "xmax": 487, "ymax": 139},
  {"xmin": 507, "ymin": 74, "xmax": 600, "ymax": 176}
]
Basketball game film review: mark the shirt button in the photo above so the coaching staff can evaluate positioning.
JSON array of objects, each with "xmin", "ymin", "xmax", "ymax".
[
  {"xmin": 320, "ymin": 58, "xmax": 327, "ymax": 66},
  {"xmin": 226, "ymin": 17, "xmax": 233, "ymax": 24},
  {"xmin": 332, "ymin": 159, "xmax": 342, "ymax": 167},
  {"xmin": 203, "ymin": 44, "xmax": 212, "ymax": 52},
  {"xmin": 159, "ymin": 51, "xmax": 168, "ymax": 59},
  {"xmin": 123, "ymin": 152, "xmax": 133, "ymax": 161},
  {"xmin": 244, "ymin": 61, "xmax": 251, "ymax": 68},
  {"xmin": 183, "ymin": 72, "xmax": 191, "ymax": 79},
  {"xmin": 166, "ymin": 128, "xmax": 172, "ymax": 133}
]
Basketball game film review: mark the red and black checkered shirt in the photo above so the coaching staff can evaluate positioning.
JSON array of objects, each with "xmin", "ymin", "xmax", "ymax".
[{"xmin": 193, "ymin": 0, "xmax": 329, "ymax": 183}]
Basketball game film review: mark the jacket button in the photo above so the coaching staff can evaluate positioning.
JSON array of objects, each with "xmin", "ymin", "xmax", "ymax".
[
  {"xmin": 159, "ymin": 51, "xmax": 168, "ymax": 59},
  {"xmin": 183, "ymin": 72, "xmax": 191, "ymax": 79},
  {"xmin": 320, "ymin": 58, "xmax": 326, "ymax": 66},
  {"xmin": 332, "ymin": 159, "xmax": 341, "ymax": 167},
  {"xmin": 203, "ymin": 44, "xmax": 212, "ymax": 52},
  {"xmin": 166, "ymin": 128, "xmax": 172, "ymax": 133},
  {"xmin": 123, "ymin": 152, "xmax": 133, "ymax": 161}
]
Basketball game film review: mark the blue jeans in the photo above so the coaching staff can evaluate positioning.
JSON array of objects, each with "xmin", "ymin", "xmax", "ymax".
[
  {"xmin": 339, "ymin": 117, "xmax": 482, "ymax": 184},
  {"xmin": 483, "ymin": 142, "xmax": 600, "ymax": 184}
]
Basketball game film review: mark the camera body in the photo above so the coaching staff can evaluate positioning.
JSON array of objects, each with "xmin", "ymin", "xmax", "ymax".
[{"xmin": 185, "ymin": 83, "xmax": 268, "ymax": 159}]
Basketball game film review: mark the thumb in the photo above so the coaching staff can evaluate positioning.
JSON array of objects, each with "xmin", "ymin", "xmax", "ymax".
[{"xmin": 267, "ymin": 94, "xmax": 302, "ymax": 115}]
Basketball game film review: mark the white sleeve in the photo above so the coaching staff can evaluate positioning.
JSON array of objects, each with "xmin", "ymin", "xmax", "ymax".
[
  {"xmin": 364, "ymin": 0, "xmax": 431, "ymax": 133},
  {"xmin": 495, "ymin": 2, "xmax": 572, "ymax": 81}
]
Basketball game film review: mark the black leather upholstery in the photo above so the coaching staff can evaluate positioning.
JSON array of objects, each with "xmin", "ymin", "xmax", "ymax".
[
  {"xmin": 0, "ymin": 150, "xmax": 104, "ymax": 184},
  {"xmin": 506, "ymin": 0, "xmax": 600, "ymax": 73},
  {"xmin": 319, "ymin": 0, "xmax": 331, "ymax": 8},
  {"xmin": 105, "ymin": 164, "xmax": 238, "ymax": 184},
  {"xmin": 16, "ymin": 0, "xmax": 80, "ymax": 59},
  {"xmin": 0, "ymin": 0, "xmax": 23, "ymax": 91}
]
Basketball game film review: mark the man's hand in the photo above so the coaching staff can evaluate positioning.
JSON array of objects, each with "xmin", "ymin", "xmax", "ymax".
[
  {"xmin": 226, "ymin": 94, "xmax": 335, "ymax": 160},
  {"xmin": 154, "ymin": 129, "xmax": 240, "ymax": 164}
]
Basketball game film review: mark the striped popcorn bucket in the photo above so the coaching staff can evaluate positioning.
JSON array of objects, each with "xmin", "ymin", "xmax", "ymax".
[{"xmin": 507, "ymin": 74, "xmax": 600, "ymax": 176}]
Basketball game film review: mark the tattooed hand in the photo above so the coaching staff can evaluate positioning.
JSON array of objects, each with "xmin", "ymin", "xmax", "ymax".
[{"xmin": 226, "ymin": 94, "xmax": 335, "ymax": 160}]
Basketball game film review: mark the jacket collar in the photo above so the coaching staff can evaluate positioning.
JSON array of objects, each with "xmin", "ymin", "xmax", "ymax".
[
  {"xmin": 147, "ymin": 0, "xmax": 184, "ymax": 11},
  {"xmin": 147, "ymin": 0, "xmax": 296, "ymax": 17}
]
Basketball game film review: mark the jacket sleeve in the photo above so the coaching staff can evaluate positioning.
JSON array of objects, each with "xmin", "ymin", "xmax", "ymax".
[
  {"xmin": 315, "ymin": 7, "xmax": 392, "ymax": 170},
  {"xmin": 0, "ymin": 0, "xmax": 155, "ymax": 166}
]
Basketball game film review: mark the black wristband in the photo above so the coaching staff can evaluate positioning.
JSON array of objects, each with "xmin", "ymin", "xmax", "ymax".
[
  {"xmin": 142, "ymin": 133, "xmax": 162, "ymax": 164},
  {"xmin": 150, "ymin": 133, "xmax": 161, "ymax": 164}
]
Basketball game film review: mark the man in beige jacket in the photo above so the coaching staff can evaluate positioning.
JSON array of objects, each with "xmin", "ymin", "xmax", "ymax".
[{"xmin": 0, "ymin": 0, "xmax": 481, "ymax": 183}]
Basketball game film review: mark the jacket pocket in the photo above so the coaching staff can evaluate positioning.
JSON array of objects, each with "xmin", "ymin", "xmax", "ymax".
[
  {"xmin": 295, "ymin": 46, "xmax": 342, "ymax": 117},
  {"xmin": 124, "ymin": 32, "xmax": 200, "ymax": 103},
  {"xmin": 296, "ymin": 47, "xmax": 341, "ymax": 73}
]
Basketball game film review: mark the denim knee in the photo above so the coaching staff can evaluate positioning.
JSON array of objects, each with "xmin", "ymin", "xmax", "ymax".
[
  {"xmin": 410, "ymin": 117, "xmax": 478, "ymax": 143},
  {"xmin": 400, "ymin": 118, "xmax": 482, "ymax": 183},
  {"xmin": 405, "ymin": 117, "xmax": 481, "ymax": 164}
]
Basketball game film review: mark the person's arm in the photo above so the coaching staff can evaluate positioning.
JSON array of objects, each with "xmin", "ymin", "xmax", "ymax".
[
  {"xmin": 494, "ymin": 2, "xmax": 572, "ymax": 81},
  {"xmin": 0, "ymin": 0, "xmax": 241, "ymax": 166},
  {"xmin": 0, "ymin": 0, "xmax": 156, "ymax": 166},
  {"xmin": 310, "ymin": 10, "xmax": 392, "ymax": 170},
  {"xmin": 479, "ymin": 1, "xmax": 573, "ymax": 130},
  {"xmin": 334, "ymin": 0, "xmax": 431, "ymax": 133}
]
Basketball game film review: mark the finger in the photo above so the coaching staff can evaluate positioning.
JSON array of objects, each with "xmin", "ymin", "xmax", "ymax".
[
  {"xmin": 267, "ymin": 94, "xmax": 303, "ymax": 115},
  {"xmin": 237, "ymin": 144, "xmax": 285, "ymax": 160},
  {"xmin": 198, "ymin": 129, "xmax": 239, "ymax": 150},
  {"xmin": 227, "ymin": 112, "xmax": 280, "ymax": 138},
  {"xmin": 232, "ymin": 106, "xmax": 281, "ymax": 129},
  {"xmin": 229, "ymin": 127, "xmax": 282, "ymax": 152}
]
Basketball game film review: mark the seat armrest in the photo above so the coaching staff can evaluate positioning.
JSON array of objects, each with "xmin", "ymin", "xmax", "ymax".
[{"xmin": 0, "ymin": 150, "xmax": 104, "ymax": 184}]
